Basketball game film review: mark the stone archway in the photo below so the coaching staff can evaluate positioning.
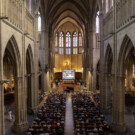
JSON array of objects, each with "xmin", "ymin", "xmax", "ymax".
[
  {"xmin": 2, "ymin": 36, "xmax": 28, "ymax": 133},
  {"xmin": 26, "ymin": 45, "xmax": 34, "ymax": 114},
  {"xmin": 103, "ymin": 44, "xmax": 113, "ymax": 113},
  {"xmin": 111, "ymin": 35, "xmax": 134, "ymax": 133}
]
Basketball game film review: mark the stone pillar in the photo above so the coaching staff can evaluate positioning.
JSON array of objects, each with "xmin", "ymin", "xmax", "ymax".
[
  {"xmin": 13, "ymin": 77, "xmax": 28, "ymax": 133},
  {"xmin": 0, "ymin": 8, "xmax": 5, "ymax": 135},
  {"xmin": 44, "ymin": 26, "xmax": 49, "ymax": 91},
  {"xmin": 0, "ymin": 84, "xmax": 5, "ymax": 135},
  {"xmin": 33, "ymin": 11, "xmax": 40, "ymax": 113},
  {"xmin": 111, "ymin": 75, "xmax": 126, "ymax": 133},
  {"xmin": 87, "ymin": 25, "xmax": 93, "ymax": 92},
  {"xmin": 102, "ymin": 73, "xmax": 111, "ymax": 113},
  {"xmin": 14, "ymin": 1, "xmax": 28, "ymax": 132},
  {"xmin": 40, "ymin": 26, "xmax": 45, "ymax": 93},
  {"xmin": 111, "ymin": 1, "xmax": 126, "ymax": 133},
  {"xmin": 99, "ymin": 11, "xmax": 105, "ymax": 111},
  {"xmin": 41, "ymin": 72, "xmax": 45, "ymax": 93}
]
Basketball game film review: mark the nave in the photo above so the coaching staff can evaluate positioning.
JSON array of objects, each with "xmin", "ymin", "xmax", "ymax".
[
  {"xmin": 24, "ymin": 91, "xmax": 111, "ymax": 135},
  {"xmin": 5, "ymin": 90, "xmax": 135, "ymax": 135}
]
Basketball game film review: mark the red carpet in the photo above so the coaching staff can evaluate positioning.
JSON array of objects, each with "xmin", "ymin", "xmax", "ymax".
[{"xmin": 59, "ymin": 84, "xmax": 79, "ymax": 88}]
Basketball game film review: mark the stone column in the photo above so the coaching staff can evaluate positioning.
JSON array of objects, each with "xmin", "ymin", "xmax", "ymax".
[
  {"xmin": 0, "ymin": 7, "xmax": 5, "ymax": 134},
  {"xmin": 111, "ymin": 0, "xmax": 126, "ymax": 133},
  {"xmin": 0, "ymin": 83, "xmax": 5, "ymax": 135},
  {"xmin": 40, "ymin": 22, "xmax": 45, "ymax": 93},
  {"xmin": 103, "ymin": 73, "xmax": 111, "ymax": 113},
  {"xmin": 44, "ymin": 26, "xmax": 49, "ymax": 91},
  {"xmin": 14, "ymin": 1, "xmax": 28, "ymax": 132},
  {"xmin": 111, "ymin": 75, "xmax": 126, "ymax": 133},
  {"xmin": 99, "ymin": 11, "xmax": 105, "ymax": 111},
  {"xmin": 87, "ymin": 25, "xmax": 93, "ymax": 92},
  {"xmin": 13, "ymin": 77, "xmax": 28, "ymax": 133},
  {"xmin": 33, "ymin": 11, "xmax": 39, "ymax": 113}
]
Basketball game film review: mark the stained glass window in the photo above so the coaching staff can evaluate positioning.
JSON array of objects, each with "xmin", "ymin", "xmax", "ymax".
[
  {"xmin": 79, "ymin": 33, "xmax": 82, "ymax": 47},
  {"xmin": 55, "ymin": 33, "xmax": 58, "ymax": 47},
  {"xmin": 59, "ymin": 32, "xmax": 64, "ymax": 54},
  {"xmin": 59, "ymin": 32, "xmax": 64, "ymax": 47},
  {"xmin": 73, "ymin": 48, "xmax": 78, "ymax": 54},
  {"xmin": 78, "ymin": 33, "xmax": 82, "ymax": 54},
  {"xmin": 66, "ymin": 32, "xmax": 71, "ymax": 47},
  {"xmin": 66, "ymin": 32, "xmax": 71, "ymax": 54},
  {"xmin": 133, "ymin": 64, "xmax": 135, "ymax": 75},
  {"xmin": 66, "ymin": 48, "xmax": 71, "ymax": 55},
  {"xmin": 55, "ymin": 33, "xmax": 58, "ymax": 53},
  {"xmin": 73, "ymin": 32, "xmax": 77, "ymax": 47},
  {"xmin": 59, "ymin": 48, "xmax": 64, "ymax": 54}
]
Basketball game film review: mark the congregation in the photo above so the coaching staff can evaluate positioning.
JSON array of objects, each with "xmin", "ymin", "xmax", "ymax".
[
  {"xmin": 26, "ymin": 92, "xmax": 111, "ymax": 135},
  {"xmin": 26, "ymin": 93, "xmax": 66, "ymax": 135},
  {"xmin": 72, "ymin": 93, "xmax": 111, "ymax": 135}
]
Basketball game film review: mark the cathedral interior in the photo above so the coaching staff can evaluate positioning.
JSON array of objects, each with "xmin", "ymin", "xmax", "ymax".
[{"xmin": 1, "ymin": 0, "xmax": 135, "ymax": 135}]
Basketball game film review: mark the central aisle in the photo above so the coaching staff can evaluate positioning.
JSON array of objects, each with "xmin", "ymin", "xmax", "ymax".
[{"xmin": 65, "ymin": 93, "xmax": 74, "ymax": 135}]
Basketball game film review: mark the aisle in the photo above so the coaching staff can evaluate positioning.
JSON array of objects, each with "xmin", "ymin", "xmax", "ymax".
[{"xmin": 65, "ymin": 93, "xmax": 74, "ymax": 135}]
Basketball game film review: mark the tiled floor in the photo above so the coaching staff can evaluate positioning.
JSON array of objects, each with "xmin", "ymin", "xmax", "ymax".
[{"xmin": 64, "ymin": 93, "xmax": 74, "ymax": 135}]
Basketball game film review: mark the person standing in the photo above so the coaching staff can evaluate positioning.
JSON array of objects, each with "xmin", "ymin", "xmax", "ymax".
[{"xmin": 8, "ymin": 110, "xmax": 13, "ymax": 121}]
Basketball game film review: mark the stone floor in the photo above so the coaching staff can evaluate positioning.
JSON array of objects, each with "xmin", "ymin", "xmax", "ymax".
[
  {"xmin": 105, "ymin": 107, "xmax": 135, "ymax": 135},
  {"xmin": 64, "ymin": 93, "xmax": 74, "ymax": 135}
]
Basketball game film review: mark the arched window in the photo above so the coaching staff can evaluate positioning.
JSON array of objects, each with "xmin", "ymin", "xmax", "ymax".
[
  {"xmin": 78, "ymin": 33, "xmax": 82, "ymax": 54},
  {"xmin": 38, "ymin": 11, "xmax": 41, "ymax": 31},
  {"xmin": 133, "ymin": 64, "xmax": 135, "ymax": 76},
  {"xmin": 55, "ymin": 33, "xmax": 58, "ymax": 53},
  {"xmin": 66, "ymin": 32, "xmax": 71, "ymax": 55},
  {"xmin": 73, "ymin": 32, "xmax": 78, "ymax": 54},
  {"xmin": 96, "ymin": 11, "xmax": 99, "ymax": 33},
  {"xmin": 106, "ymin": 0, "xmax": 109, "ymax": 13},
  {"xmin": 59, "ymin": 32, "xmax": 64, "ymax": 54},
  {"xmin": 106, "ymin": 0, "xmax": 113, "ymax": 13}
]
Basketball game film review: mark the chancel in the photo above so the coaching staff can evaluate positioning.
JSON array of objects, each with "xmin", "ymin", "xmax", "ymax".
[{"xmin": 1, "ymin": 0, "xmax": 135, "ymax": 135}]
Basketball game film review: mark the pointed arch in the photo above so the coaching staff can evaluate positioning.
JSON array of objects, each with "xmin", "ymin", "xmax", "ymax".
[
  {"xmin": 118, "ymin": 35, "xmax": 134, "ymax": 75},
  {"xmin": 26, "ymin": 44, "xmax": 34, "ymax": 113},
  {"xmin": 104, "ymin": 44, "xmax": 113, "ymax": 73},
  {"xmin": 3, "ymin": 35, "xmax": 21, "ymax": 77},
  {"xmin": 26, "ymin": 44, "xmax": 34, "ymax": 73}
]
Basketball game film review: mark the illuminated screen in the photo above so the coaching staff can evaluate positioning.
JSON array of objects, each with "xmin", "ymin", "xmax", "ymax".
[{"xmin": 62, "ymin": 70, "xmax": 75, "ymax": 80}]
